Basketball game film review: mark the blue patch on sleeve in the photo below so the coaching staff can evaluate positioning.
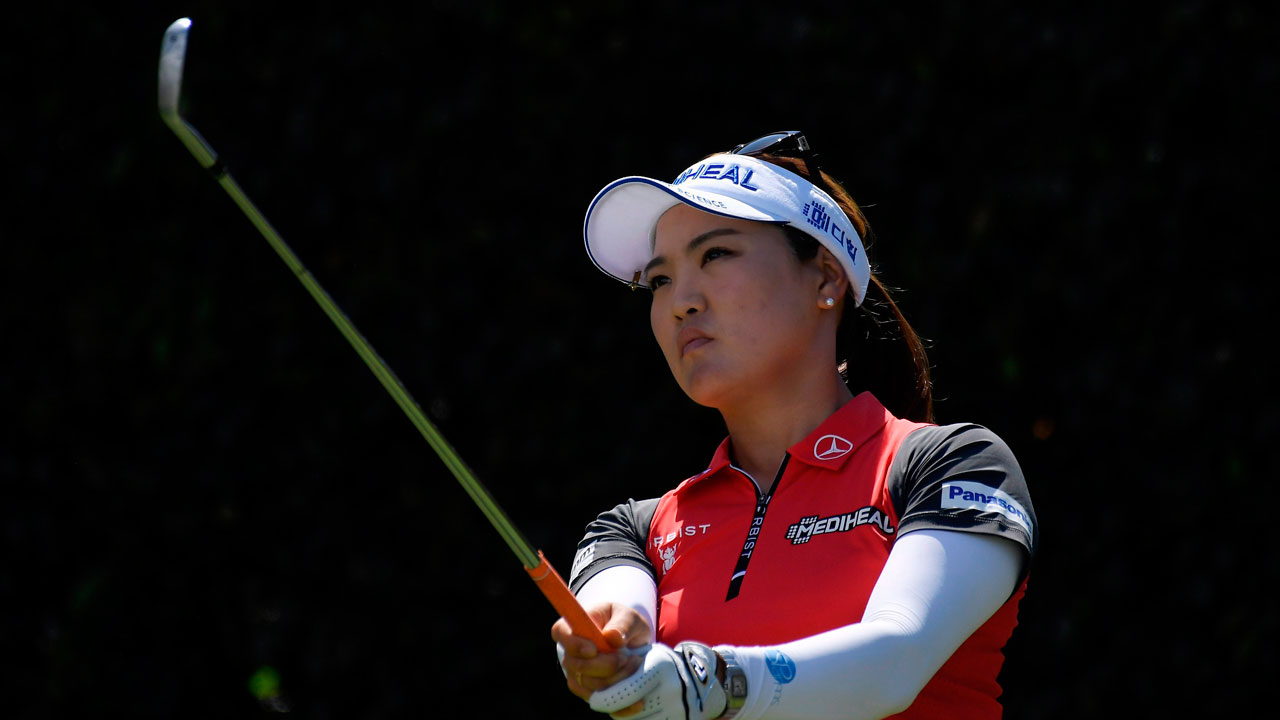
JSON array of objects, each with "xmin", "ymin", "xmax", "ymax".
[{"xmin": 764, "ymin": 649, "xmax": 796, "ymax": 684}]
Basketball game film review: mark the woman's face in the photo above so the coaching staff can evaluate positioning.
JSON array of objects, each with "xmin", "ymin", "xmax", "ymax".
[{"xmin": 646, "ymin": 204, "xmax": 840, "ymax": 409}]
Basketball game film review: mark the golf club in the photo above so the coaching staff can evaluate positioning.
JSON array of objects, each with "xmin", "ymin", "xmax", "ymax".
[{"xmin": 158, "ymin": 17, "xmax": 610, "ymax": 652}]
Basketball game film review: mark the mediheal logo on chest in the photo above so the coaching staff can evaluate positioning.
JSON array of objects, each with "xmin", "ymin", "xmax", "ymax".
[
  {"xmin": 785, "ymin": 506, "xmax": 894, "ymax": 545},
  {"xmin": 941, "ymin": 481, "xmax": 1033, "ymax": 532}
]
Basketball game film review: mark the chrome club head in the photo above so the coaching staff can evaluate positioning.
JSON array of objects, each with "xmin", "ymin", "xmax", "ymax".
[
  {"xmin": 157, "ymin": 18, "xmax": 218, "ymax": 169},
  {"xmin": 157, "ymin": 18, "xmax": 191, "ymax": 122}
]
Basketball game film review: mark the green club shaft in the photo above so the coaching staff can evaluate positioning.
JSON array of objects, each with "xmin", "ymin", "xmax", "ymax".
[
  {"xmin": 218, "ymin": 169, "xmax": 541, "ymax": 570},
  {"xmin": 156, "ymin": 54, "xmax": 542, "ymax": 567}
]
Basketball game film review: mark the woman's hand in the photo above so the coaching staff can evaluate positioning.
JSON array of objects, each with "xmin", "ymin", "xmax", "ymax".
[
  {"xmin": 552, "ymin": 602, "xmax": 653, "ymax": 705},
  {"xmin": 587, "ymin": 641, "xmax": 730, "ymax": 720}
]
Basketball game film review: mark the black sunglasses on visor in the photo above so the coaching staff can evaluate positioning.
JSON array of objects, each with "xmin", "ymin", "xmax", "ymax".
[{"xmin": 730, "ymin": 130, "xmax": 822, "ymax": 179}]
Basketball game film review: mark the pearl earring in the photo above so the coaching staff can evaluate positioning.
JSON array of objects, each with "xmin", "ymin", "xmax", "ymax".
[{"xmin": 824, "ymin": 297, "xmax": 835, "ymax": 307}]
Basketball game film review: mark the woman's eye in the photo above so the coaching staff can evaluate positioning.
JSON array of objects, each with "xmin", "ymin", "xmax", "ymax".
[
  {"xmin": 648, "ymin": 275, "xmax": 670, "ymax": 291},
  {"xmin": 702, "ymin": 247, "xmax": 731, "ymax": 265}
]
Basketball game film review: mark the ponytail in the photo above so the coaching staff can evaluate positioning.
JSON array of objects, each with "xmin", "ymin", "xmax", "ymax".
[{"xmin": 765, "ymin": 155, "xmax": 934, "ymax": 423}]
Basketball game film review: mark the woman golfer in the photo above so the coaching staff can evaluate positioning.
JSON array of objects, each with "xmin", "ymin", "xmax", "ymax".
[{"xmin": 552, "ymin": 131, "xmax": 1037, "ymax": 720}]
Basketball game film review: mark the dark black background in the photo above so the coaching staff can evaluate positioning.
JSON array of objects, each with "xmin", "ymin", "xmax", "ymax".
[{"xmin": 6, "ymin": 1, "xmax": 1275, "ymax": 717}]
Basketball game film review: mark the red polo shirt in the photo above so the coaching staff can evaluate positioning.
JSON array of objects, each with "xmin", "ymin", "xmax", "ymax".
[{"xmin": 570, "ymin": 392, "xmax": 1036, "ymax": 719}]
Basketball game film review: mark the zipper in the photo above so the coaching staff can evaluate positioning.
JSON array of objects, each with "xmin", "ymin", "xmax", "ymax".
[{"xmin": 724, "ymin": 454, "xmax": 791, "ymax": 601}]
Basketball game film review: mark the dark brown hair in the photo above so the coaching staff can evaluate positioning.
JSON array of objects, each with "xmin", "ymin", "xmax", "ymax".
[{"xmin": 759, "ymin": 154, "xmax": 935, "ymax": 423}]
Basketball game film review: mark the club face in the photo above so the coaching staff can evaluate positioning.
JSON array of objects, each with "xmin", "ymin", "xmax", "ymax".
[{"xmin": 158, "ymin": 18, "xmax": 192, "ymax": 122}]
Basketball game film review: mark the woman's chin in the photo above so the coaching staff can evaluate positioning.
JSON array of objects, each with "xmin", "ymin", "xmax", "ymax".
[{"xmin": 677, "ymin": 369, "xmax": 746, "ymax": 411}]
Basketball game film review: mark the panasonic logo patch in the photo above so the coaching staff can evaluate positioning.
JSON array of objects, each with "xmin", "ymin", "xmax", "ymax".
[{"xmin": 942, "ymin": 481, "xmax": 1032, "ymax": 532}]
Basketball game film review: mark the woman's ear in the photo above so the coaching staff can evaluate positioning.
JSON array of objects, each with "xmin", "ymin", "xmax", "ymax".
[{"xmin": 815, "ymin": 247, "xmax": 850, "ymax": 309}]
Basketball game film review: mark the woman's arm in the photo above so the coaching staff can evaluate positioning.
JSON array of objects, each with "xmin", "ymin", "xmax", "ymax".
[
  {"xmin": 554, "ymin": 565, "xmax": 660, "ymax": 707},
  {"xmin": 582, "ymin": 529, "xmax": 1020, "ymax": 720},
  {"xmin": 575, "ymin": 564, "xmax": 659, "ymax": 634},
  {"xmin": 554, "ymin": 499, "xmax": 662, "ymax": 704},
  {"xmin": 723, "ymin": 528, "xmax": 1021, "ymax": 720}
]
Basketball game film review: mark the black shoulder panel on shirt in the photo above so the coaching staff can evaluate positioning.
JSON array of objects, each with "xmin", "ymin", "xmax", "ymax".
[
  {"xmin": 888, "ymin": 424, "xmax": 1038, "ymax": 564},
  {"xmin": 567, "ymin": 497, "xmax": 660, "ymax": 594}
]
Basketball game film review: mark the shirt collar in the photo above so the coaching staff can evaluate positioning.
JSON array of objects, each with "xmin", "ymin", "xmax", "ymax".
[
  {"xmin": 693, "ymin": 391, "xmax": 896, "ymax": 482},
  {"xmin": 787, "ymin": 391, "xmax": 895, "ymax": 471}
]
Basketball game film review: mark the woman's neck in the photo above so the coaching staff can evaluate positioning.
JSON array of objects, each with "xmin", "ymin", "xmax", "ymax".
[{"xmin": 721, "ymin": 372, "xmax": 854, "ymax": 490}]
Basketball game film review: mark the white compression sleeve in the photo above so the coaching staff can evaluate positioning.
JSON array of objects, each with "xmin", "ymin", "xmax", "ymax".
[
  {"xmin": 722, "ymin": 529, "xmax": 1022, "ymax": 720},
  {"xmin": 574, "ymin": 564, "xmax": 658, "ymax": 636},
  {"xmin": 556, "ymin": 566, "xmax": 657, "ymax": 675}
]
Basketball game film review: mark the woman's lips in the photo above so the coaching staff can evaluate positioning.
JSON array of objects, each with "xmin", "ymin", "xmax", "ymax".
[{"xmin": 677, "ymin": 327, "xmax": 712, "ymax": 357}]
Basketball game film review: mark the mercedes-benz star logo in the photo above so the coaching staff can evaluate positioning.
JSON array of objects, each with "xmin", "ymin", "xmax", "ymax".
[{"xmin": 813, "ymin": 434, "xmax": 853, "ymax": 460}]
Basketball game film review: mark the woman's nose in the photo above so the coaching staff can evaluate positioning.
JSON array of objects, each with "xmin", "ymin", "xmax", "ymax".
[{"xmin": 672, "ymin": 278, "xmax": 706, "ymax": 320}]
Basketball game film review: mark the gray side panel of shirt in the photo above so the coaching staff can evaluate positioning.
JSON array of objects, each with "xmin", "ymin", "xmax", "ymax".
[
  {"xmin": 888, "ymin": 424, "xmax": 1039, "ymax": 566},
  {"xmin": 568, "ymin": 497, "xmax": 660, "ymax": 594}
]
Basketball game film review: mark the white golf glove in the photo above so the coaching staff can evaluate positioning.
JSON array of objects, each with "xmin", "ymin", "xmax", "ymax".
[{"xmin": 588, "ymin": 641, "xmax": 727, "ymax": 720}]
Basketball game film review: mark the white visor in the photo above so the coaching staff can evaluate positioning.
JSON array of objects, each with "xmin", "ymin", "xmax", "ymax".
[{"xmin": 583, "ymin": 153, "xmax": 870, "ymax": 306}]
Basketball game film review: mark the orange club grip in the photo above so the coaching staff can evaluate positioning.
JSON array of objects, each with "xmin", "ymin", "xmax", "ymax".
[{"xmin": 526, "ymin": 550, "xmax": 614, "ymax": 653}]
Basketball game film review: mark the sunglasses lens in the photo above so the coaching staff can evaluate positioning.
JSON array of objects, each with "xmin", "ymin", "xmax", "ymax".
[{"xmin": 733, "ymin": 131, "xmax": 799, "ymax": 156}]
